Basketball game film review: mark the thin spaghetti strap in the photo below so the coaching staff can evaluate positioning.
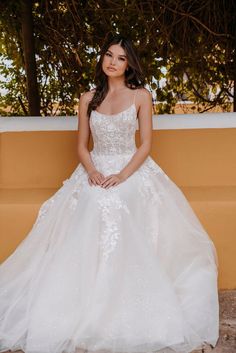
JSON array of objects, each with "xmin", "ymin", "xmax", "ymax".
[{"xmin": 133, "ymin": 89, "xmax": 138, "ymax": 105}]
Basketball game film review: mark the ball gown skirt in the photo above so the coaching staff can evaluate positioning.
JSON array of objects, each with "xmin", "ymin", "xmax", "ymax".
[{"xmin": 0, "ymin": 102, "xmax": 219, "ymax": 353}]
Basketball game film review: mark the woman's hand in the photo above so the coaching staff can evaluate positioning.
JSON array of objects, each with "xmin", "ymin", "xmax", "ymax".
[
  {"xmin": 100, "ymin": 173, "xmax": 127, "ymax": 189},
  {"xmin": 88, "ymin": 169, "xmax": 105, "ymax": 186}
]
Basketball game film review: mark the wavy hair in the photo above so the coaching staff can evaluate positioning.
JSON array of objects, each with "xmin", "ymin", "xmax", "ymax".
[{"xmin": 87, "ymin": 33, "xmax": 146, "ymax": 117}]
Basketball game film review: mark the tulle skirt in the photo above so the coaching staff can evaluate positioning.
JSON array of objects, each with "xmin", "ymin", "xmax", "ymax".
[{"xmin": 0, "ymin": 151, "xmax": 219, "ymax": 353}]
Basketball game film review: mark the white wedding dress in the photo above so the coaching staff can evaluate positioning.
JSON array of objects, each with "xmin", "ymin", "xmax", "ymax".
[{"xmin": 0, "ymin": 91, "xmax": 219, "ymax": 353}]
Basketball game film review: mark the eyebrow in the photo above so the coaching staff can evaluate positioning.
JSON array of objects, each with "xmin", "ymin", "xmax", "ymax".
[{"xmin": 107, "ymin": 49, "xmax": 127, "ymax": 57}]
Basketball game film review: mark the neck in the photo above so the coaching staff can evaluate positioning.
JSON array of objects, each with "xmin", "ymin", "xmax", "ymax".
[{"xmin": 107, "ymin": 75, "xmax": 126, "ymax": 93}]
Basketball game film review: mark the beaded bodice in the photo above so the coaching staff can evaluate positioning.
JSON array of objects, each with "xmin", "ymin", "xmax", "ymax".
[{"xmin": 89, "ymin": 99, "xmax": 138, "ymax": 156}]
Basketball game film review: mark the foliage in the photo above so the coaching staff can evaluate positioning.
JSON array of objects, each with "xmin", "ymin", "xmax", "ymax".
[{"xmin": 0, "ymin": 0, "xmax": 235, "ymax": 116}]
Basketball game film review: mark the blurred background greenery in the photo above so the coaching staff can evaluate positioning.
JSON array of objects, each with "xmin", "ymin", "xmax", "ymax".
[{"xmin": 0, "ymin": 0, "xmax": 235, "ymax": 116}]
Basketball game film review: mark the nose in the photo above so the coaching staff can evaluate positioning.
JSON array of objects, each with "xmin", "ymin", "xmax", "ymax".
[{"xmin": 111, "ymin": 57, "xmax": 117, "ymax": 66}]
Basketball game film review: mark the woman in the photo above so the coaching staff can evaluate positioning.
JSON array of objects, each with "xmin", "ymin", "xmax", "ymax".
[{"xmin": 0, "ymin": 34, "xmax": 219, "ymax": 353}]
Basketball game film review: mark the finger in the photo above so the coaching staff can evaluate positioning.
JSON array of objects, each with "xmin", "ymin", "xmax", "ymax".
[
  {"xmin": 108, "ymin": 179, "xmax": 120, "ymax": 188},
  {"xmin": 102, "ymin": 178, "xmax": 113, "ymax": 188},
  {"xmin": 90, "ymin": 180, "xmax": 95, "ymax": 186},
  {"xmin": 91, "ymin": 178, "xmax": 97, "ymax": 186},
  {"xmin": 101, "ymin": 176, "xmax": 113, "ymax": 185},
  {"xmin": 91, "ymin": 176, "xmax": 99, "ymax": 185},
  {"xmin": 98, "ymin": 176, "xmax": 104, "ymax": 184},
  {"xmin": 110, "ymin": 180, "xmax": 118, "ymax": 188},
  {"xmin": 104, "ymin": 180, "xmax": 115, "ymax": 189},
  {"xmin": 95, "ymin": 177, "xmax": 102, "ymax": 185}
]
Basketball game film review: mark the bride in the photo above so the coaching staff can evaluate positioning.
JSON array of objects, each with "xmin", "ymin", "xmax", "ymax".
[{"xmin": 0, "ymin": 33, "xmax": 219, "ymax": 353}]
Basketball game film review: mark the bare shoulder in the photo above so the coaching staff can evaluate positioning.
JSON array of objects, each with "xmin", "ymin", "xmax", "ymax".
[
  {"xmin": 137, "ymin": 87, "xmax": 151, "ymax": 95},
  {"xmin": 135, "ymin": 87, "xmax": 152, "ymax": 113},
  {"xmin": 136, "ymin": 87, "xmax": 152, "ymax": 103},
  {"xmin": 80, "ymin": 89, "xmax": 96, "ymax": 106}
]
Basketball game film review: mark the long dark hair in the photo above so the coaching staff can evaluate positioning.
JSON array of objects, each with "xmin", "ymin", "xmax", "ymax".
[{"xmin": 87, "ymin": 33, "xmax": 146, "ymax": 117}]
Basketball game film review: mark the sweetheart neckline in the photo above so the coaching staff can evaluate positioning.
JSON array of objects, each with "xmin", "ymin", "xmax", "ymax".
[{"xmin": 93, "ymin": 103, "xmax": 136, "ymax": 117}]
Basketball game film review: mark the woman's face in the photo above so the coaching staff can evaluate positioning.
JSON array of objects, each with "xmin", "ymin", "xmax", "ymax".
[{"xmin": 102, "ymin": 44, "xmax": 129, "ymax": 77}]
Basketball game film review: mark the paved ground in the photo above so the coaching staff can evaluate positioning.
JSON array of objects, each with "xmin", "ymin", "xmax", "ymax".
[{"xmin": 193, "ymin": 290, "xmax": 236, "ymax": 353}]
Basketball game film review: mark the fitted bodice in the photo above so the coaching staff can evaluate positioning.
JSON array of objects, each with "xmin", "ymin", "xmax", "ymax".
[{"xmin": 89, "ymin": 103, "xmax": 138, "ymax": 155}]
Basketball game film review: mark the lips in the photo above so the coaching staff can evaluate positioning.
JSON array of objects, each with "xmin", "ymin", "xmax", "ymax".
[{"xmin": 107, "ymin": 67, "xmax": 116, "ymax": 71}]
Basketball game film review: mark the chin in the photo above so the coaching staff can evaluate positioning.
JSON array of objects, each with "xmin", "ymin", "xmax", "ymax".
[{"xmin": 106, "ymin": 70, "xmax": 124, "ymax": 78}]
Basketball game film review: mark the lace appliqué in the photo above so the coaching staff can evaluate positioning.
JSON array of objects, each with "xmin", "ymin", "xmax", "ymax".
[
  {"xmin": 67, "ymin": 175, "xmax": 88, "ymax": 211},
  {"xmin": 97, "ymin": 190, "xmax": 130, "ymax": 263},
  {"xmin": 137, "ymin": 157, "xmax": 169, "ymax": 204},
  {"xmin": 137, "ymin": 157, "xmax": 168, "ymax": 250},
  {"xmin": 144, "ymin": 157, "xmax": 170, "ymax": 181},
  {"xmin": 35, "ymin": 164, "xmax": 88, "ymax": 226},
  {"xmin": 90, "ymin": 104, "xmax": 137, "ymax": 155}
]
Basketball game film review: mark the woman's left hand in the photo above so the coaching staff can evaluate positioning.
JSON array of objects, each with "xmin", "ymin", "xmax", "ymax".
[{"xmin": 100, "ymin": 173, "xmax": 126, "ymax": 189}]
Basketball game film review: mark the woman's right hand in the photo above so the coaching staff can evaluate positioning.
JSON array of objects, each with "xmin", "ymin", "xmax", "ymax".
[{"xmin": 88, "ymin": 169, "xmax": 105, "ymax": 186}]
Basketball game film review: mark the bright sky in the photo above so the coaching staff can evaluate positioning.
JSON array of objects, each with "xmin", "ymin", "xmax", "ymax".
[{"xmin": 0, "ymin": 57, "xmax": 11, "ymax": 95}]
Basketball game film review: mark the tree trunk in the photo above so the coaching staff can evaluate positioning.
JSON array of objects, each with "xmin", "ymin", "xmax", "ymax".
[{"xmin": 21, "ymin": 0, "xmax": 40, "ymax": 116}]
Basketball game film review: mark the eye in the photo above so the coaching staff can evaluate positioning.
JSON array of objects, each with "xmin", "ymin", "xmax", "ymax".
[
  {"xmin": 119, "ymin": 57, "xmax": 125, "ymax": 61},
  {"xmin": 105, "ymin": 52, "xmax": 112, "ymax": 57}
]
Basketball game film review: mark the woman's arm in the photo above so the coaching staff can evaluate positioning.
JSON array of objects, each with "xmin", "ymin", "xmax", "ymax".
[
  {"xmin": 118, "ymin": 88, "xmax": 153, "ymax": 180},
  {"xmin": 77, "ymin": 91, "xmax": 97, "ymax": 175},
  {"xmin": 78, "ymin": 91, "xmax": 106, "ymax": 186}
]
